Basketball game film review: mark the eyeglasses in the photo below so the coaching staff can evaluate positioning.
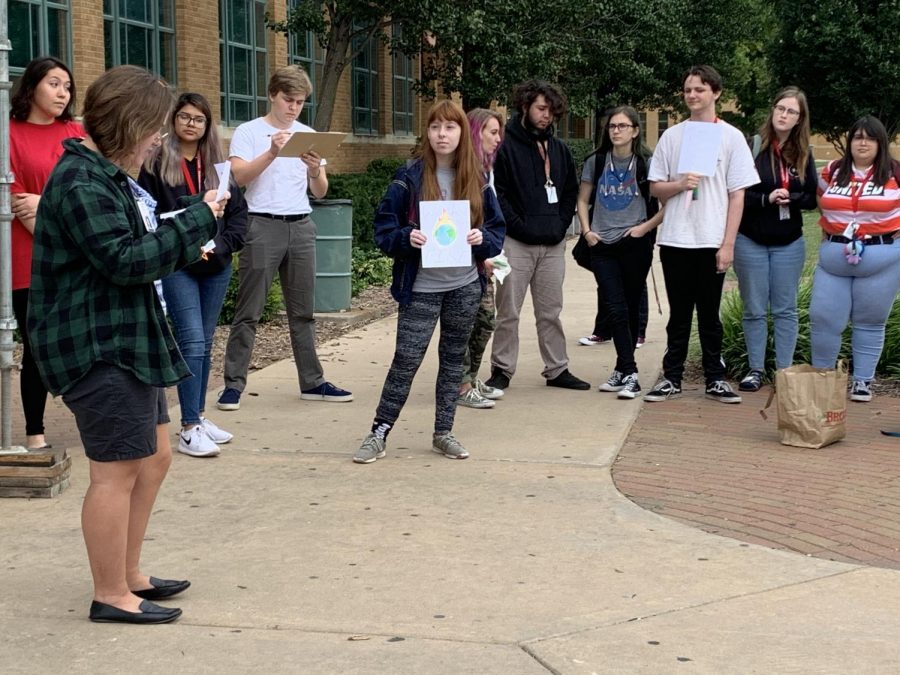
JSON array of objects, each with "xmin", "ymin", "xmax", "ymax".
[
  {"xmin": 774, "ymin": 105, "xmax": 800, "ymax": 117},
  {"xmin": 608, "ymin": 123, "xmax": 635, "ymax": 132},
  {"xmin": 176, "ymin": 112, "xmax": 207, "ymax": 126}
]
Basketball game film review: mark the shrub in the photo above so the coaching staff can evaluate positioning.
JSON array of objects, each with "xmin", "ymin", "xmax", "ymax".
[
  {"xmin": 218, "ymin": 256, "xmax": 283, "ymax": 326},
  {"xmin": 719, "ymin": 275, "xmax": 900, "ymax": 378},
  {"xmin": 351, "ymin": 247, "xmax": 393, "ymax": 297},
  {"xmin": 563, "ymin": 138, "xmax": 597, "ymax": 171},
  {"xmin": 328, "ymin": 157, "xmax": 406, "ymax": 251}
]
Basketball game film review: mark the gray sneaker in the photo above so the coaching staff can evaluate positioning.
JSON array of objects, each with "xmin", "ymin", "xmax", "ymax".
[
  {"xmin": 432, "ymin": 433, "xmax": 469, "ymax": 459},
  {"xmin": 353, "ymin": 433, "xmax": 386, "ymax": 464}
]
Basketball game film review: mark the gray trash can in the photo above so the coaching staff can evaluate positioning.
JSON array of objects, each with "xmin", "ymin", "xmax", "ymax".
[{"xmin": 311, "ymin": 199, "xmax": 353, "ymax": 312}]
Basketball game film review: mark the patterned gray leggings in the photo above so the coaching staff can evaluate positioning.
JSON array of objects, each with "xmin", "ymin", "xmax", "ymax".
[{"xmin": 375, "ymin": 280, "xmax": 482, "ymax": 433}]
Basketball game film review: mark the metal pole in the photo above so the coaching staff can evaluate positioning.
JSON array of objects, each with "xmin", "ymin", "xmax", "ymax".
[{"xmin": 0, "ymin": 0, "xmax": 27, "ymax": 455}]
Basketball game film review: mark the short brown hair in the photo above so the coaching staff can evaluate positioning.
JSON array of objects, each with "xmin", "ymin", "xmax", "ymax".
[
  {"xmin": 82, "ymin": 65, "xmax": 173, "ymax": 163},
  {"xmin": 268, "ymin": 65, "xmax": 312, "ymax": 99}
]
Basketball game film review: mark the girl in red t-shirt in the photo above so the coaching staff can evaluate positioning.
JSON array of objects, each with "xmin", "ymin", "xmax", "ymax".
[{"xmin": 10, "ymin": 56, "xmax": 84, "ymax": 449}]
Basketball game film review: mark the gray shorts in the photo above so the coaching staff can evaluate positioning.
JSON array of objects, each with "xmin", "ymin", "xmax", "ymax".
[{"xmin": 62, "ymin": 362, "xmax": 169, "ymax": 462}]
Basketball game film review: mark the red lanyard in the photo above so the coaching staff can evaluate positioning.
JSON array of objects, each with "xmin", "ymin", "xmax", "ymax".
[
  {"xmin": 536, "ymin": 141, "xmax": 552, "ymax": 185},
  {"xmin": 849, "ymin": 165, "xmax": 875, "ymax": 215},
  {"xmin": 771, "ymin": 140, "xmax": 791, "ymax": 191},
  {"xmin": 181, "ymin": 154, "xmax": 202, "ymax": 195}
]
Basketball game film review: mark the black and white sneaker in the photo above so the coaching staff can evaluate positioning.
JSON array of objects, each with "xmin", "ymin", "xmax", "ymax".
[
  {"xmin": 644, "ymin": 379, "xmax": 682, "ymax": 402},
  {"xmin": 738, "ymin": 370, "xmax": 764, "ymax": 392},
  {"xmin": 617, "ymin": 373, "xmax": 641, "ymax": 399},
  {"xmin": 850, "ymin": 379, "xmax": 873, "ymax": 402},
  {"xmin": 598, "ymin": 370, "xmax": 625, "ymax": 392},
  {"xmin": 705, "ymin": 380, "xmax": 742, "ymax": 404}
]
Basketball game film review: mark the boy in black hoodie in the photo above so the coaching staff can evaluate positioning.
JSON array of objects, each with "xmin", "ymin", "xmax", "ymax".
[{"xmin": 485, "ymin": 80, "xmax": 589, "ymax": 391}]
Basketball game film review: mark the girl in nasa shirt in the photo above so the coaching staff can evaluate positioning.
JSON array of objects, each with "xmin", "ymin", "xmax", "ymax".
[{"xmin": 812, "ymin": 115, "xmax": 900, "ymax": 402}]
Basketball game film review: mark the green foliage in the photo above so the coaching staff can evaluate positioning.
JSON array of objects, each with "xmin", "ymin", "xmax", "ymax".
[
  {"xmin": 563, "ymin": 139, "xmax": 596, "ymax": 172},
  {"xmin": 351, "ymin": 247, "xmax": 393, "ymax": 297},
  {"xmin": 328, "ymin": 158, "xmax": 406, "ymax": 250},
  {"xmin": 719, "ymin": 277, "xmax": 900, "ymax": 379},
  {"xmin": 218, "ymin": 257, "xmax": 283, "ymax": 326},
  {"xmin": 770, "ymin": 0, "xmax": 900, "ymax": 148}
]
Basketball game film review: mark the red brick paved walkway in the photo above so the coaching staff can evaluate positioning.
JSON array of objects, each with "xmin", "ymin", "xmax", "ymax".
[{"xmin": 613, "ymin": 383, "xmax": 900, "ymax": 569}]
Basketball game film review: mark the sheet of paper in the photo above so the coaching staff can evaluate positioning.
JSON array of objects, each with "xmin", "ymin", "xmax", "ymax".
[
  {"xmin": 159, "ymin": 208, "xmax": 186, "ymax": 220},
  {"xmin": 420, "ymin": 200, "xmax": 472, "ymax": 268},
  {"xmin": 213, "ymin": 160, "xmax": 231, "ymax": 201},
  {"xmin": 676, "ymin": 121, "xmax": 724, "ymax": 176}
]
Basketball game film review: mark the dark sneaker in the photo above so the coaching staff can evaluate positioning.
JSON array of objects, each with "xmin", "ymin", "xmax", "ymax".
[
  {"xmin": 546, "ymin": 369, "xmax": 590, "ymax": 390},
  {"xmin": 635, "ymin": 336, "xmax": 646, "ymax": 349},
  {"xmin": 617, "ymin": 373, "xmax": 641, "ymax": 399},
  {"xmin": 432, "ymin": 432, "xmax": 469, "ymax": 459},
  {"xmin": 579, "ymin": 334, "xmax": 610, "ymax": 346},
  {"xmin": 216, "ymin": 388, "xmax": 241, "ymax": 411},
  {"xmin": 301, "ymin": 381, "xmax": 353, "ymax": 402},
  {"xmin": 353, "ymin": 433, "xmax": 386, "ymax": 464},
  {"xmin": 738, "ymin": 370, "xmax": 764, "ymax": 392},
  {"xmin": 599, "ymin": 370, "xmax": 625, "ymax": 392},
  {"xmin": 850, "ymin": 379, "xmax": 873, "ymax": 402},
  {"xmin": 644, "ymin": 379, "xmax": 682, "ymax": 402},
  {"xmin": 484, "ymin": 368, "xmax": 510, "ymax": 391},
  {"xmin": 705, "ymin": 380, "xmax": 742, "ymax": 404}
]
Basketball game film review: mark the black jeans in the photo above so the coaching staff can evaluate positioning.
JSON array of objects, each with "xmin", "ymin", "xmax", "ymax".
[
  {"xmin": 592, "ymin": 276, "xmax": 649, "ymax": 339},
  {"xmin": 12, "ymin": 288, "xmax": 47, "ymax": 436},
  {"xmin": 590, "ymin": 235, "xmax": 653, "ymax": 375},
  {"xmin": 658, "ymin": 246, "xmax": 726, "ymax": 385}
]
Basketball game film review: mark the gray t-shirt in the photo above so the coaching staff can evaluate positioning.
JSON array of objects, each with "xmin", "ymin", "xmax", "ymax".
[
  {"xmin": 581, "ymin": 153, "xmax": 648, "ymax": 243},
  {"xmin": 413, "ymin": 166, "xmax": 478, "ymax": 293}
]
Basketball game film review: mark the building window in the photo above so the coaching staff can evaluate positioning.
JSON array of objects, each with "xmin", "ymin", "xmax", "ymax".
[
  {"xmin": 391, "ymin": 24, "xmax": 415, "ymax": 135},
  {"xmin": 351, "ymin": 25, "xmax": 379, "ymax": 136},
  {"xmin": 638, "ymin": 111, "xmax": 647, "ymax": 143},
  {"xmin": 9, "ymin": 0, "xmax": 71, "ymax": 76},
  {"xmin": 220, "ymin": 0, "xmax": 268, "ymax": 126},
  {"xmin": 103, "ymin": 0, "xmax": 175, "ymax": 82},
  {"xmin": 657, "ymin": 111, "xmax": 669, "ymax": 136},
  {"xmin": 289, "ymin": 26, "xmax": 324, "ymax": 128}
]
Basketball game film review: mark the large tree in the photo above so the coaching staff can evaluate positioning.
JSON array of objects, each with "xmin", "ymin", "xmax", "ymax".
[{"xmin": 770, "ymin": 0, "xmax": 900, "ymax": 149}]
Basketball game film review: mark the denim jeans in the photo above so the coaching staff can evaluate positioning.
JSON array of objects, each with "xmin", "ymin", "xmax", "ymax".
[
  {"xmin": 733, "ymin": 234, "xmax": 805, "ymax": 370},
  {"xmin": 162, "ymin": 266, "xmax": 232, "ymax": 426}
]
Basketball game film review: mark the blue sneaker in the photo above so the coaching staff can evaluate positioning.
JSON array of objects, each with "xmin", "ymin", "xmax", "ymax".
[
  {"xmin": 216, "ymin": 388, "xmax": 241, "ymax": 411},
  {"xmin": 300, "ymin": 381, "xmax": 353, "ymax": 402}
]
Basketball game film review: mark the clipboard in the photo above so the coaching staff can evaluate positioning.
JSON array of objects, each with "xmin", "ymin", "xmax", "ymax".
[{"xmin": 277, "ymin": 131, "xmax": 347, "ymax": 159}]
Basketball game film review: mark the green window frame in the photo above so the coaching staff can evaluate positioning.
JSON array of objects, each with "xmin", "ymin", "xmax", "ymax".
[
  {"xmin": 288, "ymin": 27, "xmax": 324, "ymax": 128},
  {"xmin": 9, "ymin": 0, "xmax": 71, "ymax": 76},
  {"xmin": 103, "ymin": 0, "xmax": 176, "ymax": 83},
  {"xmin": 351, "ymin": 25, "xmax": 379, "ymax": 136},
  {"xmin": 391, "ymin": 24, "xmax": 415, "ymax": 136},
  {"xmin": 219, "ymin": 0, "xmax": 269, "ymax": 126}
]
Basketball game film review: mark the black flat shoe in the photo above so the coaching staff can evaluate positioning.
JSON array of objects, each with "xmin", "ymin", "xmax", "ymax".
[
  {"xmin": 132, "ymin": 576, "xmax": 191, "ymax": 600},
  {"xmin": 89, "ymin": 599, "xmax": 182, "ymax": 624}
]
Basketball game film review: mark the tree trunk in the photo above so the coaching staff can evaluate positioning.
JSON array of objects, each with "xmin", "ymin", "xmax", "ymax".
[{"xmin": 313, "ymin": 16, "xmax": 352, "ymax": 131}]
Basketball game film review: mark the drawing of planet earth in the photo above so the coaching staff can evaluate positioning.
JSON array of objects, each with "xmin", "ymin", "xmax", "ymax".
[{"xmin": 434, "ymin": 210, "xmax": 457, "ymax": 245}]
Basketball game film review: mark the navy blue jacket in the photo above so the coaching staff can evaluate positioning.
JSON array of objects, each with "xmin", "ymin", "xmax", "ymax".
[{"xmin": 373, "ymin": 160, "xmax": 506, "ymax": 306}]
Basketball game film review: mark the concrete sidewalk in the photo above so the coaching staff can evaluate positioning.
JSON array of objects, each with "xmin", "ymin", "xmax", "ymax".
[{"xmin": 3, "ymin": 245, "xmax": 900, "ymax": 674}]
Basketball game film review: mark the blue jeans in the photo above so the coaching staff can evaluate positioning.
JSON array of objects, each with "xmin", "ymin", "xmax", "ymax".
[
  {"xmin": 733, "ymin": 234, "xmax": 805, "ymax": 370},
  {"xmin": 810, "ymin": 239, "xmax": 900, "ymax": 381},
  {"xmin": 162, "ymin": 266, "xmax": 232, "ymax": 426}
]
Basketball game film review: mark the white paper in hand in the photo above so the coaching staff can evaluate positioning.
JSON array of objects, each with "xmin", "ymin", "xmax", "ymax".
[
  {"xmin": 214, "ymin": 160, "xmax": 231, "ymax": 202},
  {"xmin": 420, "ymin": 200, "xmax": 471, "ymax": 268}
]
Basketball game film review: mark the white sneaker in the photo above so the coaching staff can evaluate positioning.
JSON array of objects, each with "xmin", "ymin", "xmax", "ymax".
[
  {"xmin": 178, "ymin": 425, "xmax": 220, "ymax": 457},
  {"xmin": 473, "ymin": 378, "xmax": 504, "ymax": 400},
  {"xmin": 200, "ymin": 417, "xmax": 233, "ymax": 444}
]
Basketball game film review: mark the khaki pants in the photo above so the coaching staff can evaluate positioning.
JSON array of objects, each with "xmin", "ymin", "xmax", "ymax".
[{"xmin": 491, "ymin": 237, "xmax": 569, "ymax": 380}]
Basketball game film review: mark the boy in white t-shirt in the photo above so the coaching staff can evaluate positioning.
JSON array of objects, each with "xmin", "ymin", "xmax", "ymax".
[
  {"xmin": 217, "ymin": 65, "xmax": 352, "ymax": 411},
  {"xmin": 645, "ymin": 65, "xmax": 759, "ymax": 404}
]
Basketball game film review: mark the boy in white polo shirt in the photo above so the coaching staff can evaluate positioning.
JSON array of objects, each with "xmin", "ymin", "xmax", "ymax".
[
  {"xmin": 645, "ymin": 65, "xmax": 759, "ymax": 404},
  {"xmin": 217, "ymin": 65, "xmax": 352, "ymax": 410}
]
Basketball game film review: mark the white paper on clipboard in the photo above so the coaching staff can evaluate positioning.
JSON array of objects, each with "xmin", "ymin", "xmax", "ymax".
[
  {"xmin": 277, "ymin": 131, "xmax": 347, "ymax": 159},
  {"xmin": 676, "ymin": 121, "xmax": 723, "ymax": 176}
]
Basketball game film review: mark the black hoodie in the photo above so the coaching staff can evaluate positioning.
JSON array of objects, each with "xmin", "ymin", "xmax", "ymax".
[{"xmin": 493, "ymin": 114, "xmax": 578, "ymax": 245}]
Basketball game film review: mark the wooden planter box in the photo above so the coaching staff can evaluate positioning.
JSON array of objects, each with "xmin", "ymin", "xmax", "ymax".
[{"xmin": 0, "ymin": 448, "xmax": 72, "ymax": 498}]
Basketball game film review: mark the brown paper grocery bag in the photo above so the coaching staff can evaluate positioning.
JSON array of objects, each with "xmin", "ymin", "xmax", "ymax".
[{"xmin": 774, "ymin": 361, "xmax": 848, "ymax": 448}]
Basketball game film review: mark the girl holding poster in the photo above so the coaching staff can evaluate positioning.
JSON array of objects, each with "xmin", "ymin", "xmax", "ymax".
[{"xmin": 353, "ymin": 100, "xmax": 505, "ymax": 464}]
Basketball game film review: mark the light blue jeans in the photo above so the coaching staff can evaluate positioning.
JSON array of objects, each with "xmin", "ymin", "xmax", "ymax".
[
  {"xmin": 810, "ymin": 239, "xmax": 900, "ymax": 381},
  {"xmin": 733, "ymin": 234, "xmax": 806, "ymax": 370},
  {"xmin": 162, "ymin": 266, "xmax": 233, "ymax": 426}
]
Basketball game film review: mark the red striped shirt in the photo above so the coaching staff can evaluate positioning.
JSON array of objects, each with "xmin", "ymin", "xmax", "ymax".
[{"xmin": 818, "ymin": 164, "xmax": 900, "ymax": 236}]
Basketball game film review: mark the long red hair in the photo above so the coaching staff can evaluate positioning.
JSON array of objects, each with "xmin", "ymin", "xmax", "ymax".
[{"xmin": 420, "ymin": 100, "xmax": 485, "ymax": 227}]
